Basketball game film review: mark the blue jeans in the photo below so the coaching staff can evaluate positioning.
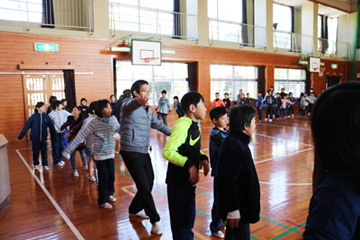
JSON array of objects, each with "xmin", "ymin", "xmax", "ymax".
[
  {"xmin": 257, "ymin": 107, "xmax": 263, "ymax": 121},
  {"xmin": 52, "ymin": 132, "xmax": 64, "ymax": 164},
  {"xmin": 168, "ymin": 184, "xmax": 196, "ymax": 240},
  {"xmin": 70, "ymin": 148, "xmax": 87, "ymax": 170}
]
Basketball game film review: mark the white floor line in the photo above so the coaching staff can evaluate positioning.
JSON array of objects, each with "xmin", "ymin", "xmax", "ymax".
[
  {"xmin": 254, "ymin": 133, "xmax": 314, "ymax": 147},
  {"xmin": 16, "ymin": 149, "xmax": 85, "ymax": 240},
  {"xmin": 254, "ymin": 147, "xmax": 314, "ymax": 165},
  {"xmin": 257, "ymin": 122, "xmax": 311, "ymax": 131}
]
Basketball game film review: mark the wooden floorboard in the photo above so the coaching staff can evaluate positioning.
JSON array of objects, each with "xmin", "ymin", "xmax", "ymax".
[{"xmin": 1, "ymin": 113, "xmax": 314, "ymax": 240}]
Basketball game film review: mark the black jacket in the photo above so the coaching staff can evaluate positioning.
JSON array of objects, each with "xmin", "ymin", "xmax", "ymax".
[{"xmin": 218, "ymin": 130, "xmax": 260, "ymax": 223}]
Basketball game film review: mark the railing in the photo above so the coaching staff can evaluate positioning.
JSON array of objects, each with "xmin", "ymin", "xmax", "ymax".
[
  {"xmin": 318, "ymin": 38, "xmax": 351, "ymax": 59},
  {"xmin": 109, "ymin": 3, "xmax": 198, "ymax": 41},
  {"xmin": 209, "ymin": 18, "xmax": 267, "ymax": 49},
  {"xmin": 274, "ymin": 30, "xmax": 314, "ymax": 54},
  {"xmin": 0, "ymin": 0, "xmax": 93, "ymax": 32}
]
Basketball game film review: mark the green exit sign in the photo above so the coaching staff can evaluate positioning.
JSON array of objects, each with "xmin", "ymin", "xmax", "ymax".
[
  {"xmin": 34, "ymin": 42, "xmax": 58, "ymax": 52},
  {"xmin": 331, "ymin": 64, "xmax": 338, "ymax": 69}
]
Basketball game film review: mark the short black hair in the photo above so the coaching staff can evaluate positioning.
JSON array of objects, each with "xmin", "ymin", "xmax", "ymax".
[
  {"xmin": 95, "ymin": 99, "xmax": 110, "ymax": 117},
  {"xmin": 229, "ymin": 106, "xmax": 256, "ymax": 132},
  {"xmin": 131, "ymin": 79, "xmax": 149, "ymax": 98},
  {"xmin": 224, "ymin": 92, "xmax": 229, "ymax": 96},
  {"xmin": 49, "ymin": 96, "xmax": 57, "ymax": 104},
  {"xmin": 209, "ymin": 107, "xmax": 227, "ymax": 124},
  {"xmin": 267, "ymin": 90, "xmax": 272, "ymax": 94},
  {"xmin": 70, "ymin": 105, "xmax": 80, "ymax": 112},
  {"xmin": 161, "ymin": 90, "xmax": 167, "ymax": 94},
  {"xmin": 181, "ymin": 91, "xmax": 204, "ymax": 114},
  {"xmin": 80, "ymin": 98, "xmax": 87, "ymax": 103},
  {"xmin": 89, "ymin": 100, "xmax": 98, "ymax": 113},
  {"xmin": 173, "ymin": 96, "xmax": 179, "ymax": 100},
  {"xmin": 35, "ymin": 102, "xmax": 45, "ymax": 113},
  {"xmin": 312, "ymin": 82, "xmax": 360, "ymax": 170},
  {"xmin": 215, "ymin": 92, "xmax": 219, "ymax": 95},
  {"xmin": 52, "ymin": 100, "xmax": 61, "ymax": 109},
  {"xmin": 60, "ymin": 99, "xmax": 67, "ymax": 105},
  {"xmin": 110, "ymin": 94, "xmax": 115, "ymax": 99}
]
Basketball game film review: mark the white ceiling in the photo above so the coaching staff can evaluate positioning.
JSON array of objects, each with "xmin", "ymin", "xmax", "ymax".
[{"xmin": 274, "ymin": 0, "xmax": 348, "ymax": 17}]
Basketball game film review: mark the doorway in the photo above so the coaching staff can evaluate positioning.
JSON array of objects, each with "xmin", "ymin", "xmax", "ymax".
[{"xmin": 326, "ymin": 76, "xmax": 340, "ymax": 89}]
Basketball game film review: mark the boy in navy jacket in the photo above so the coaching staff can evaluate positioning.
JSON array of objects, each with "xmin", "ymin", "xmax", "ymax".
[
  {"xmin": 218, "ymin": 106, "xmax": 260, "ymax": 239},
  {"xmin": 18, "ymin": 102, "xmax": 56, "ymax": 170}
]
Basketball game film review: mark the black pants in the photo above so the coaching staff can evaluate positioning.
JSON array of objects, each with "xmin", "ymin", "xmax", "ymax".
[
  {"xmin": 210, "ymin": 177, "xmax": 223, "ymax": 233},
  {"xmin": 121, "ymin": 151, "xmax": 160, "ymax": 224},
  {"xmin": 94, "ymin": 158, "xmax": 115, "ymax": 205},
  {"xmin": 168, "ymin": 184, "xmax": 196, "ymax": 240},
  {"xmin": 225, "ymin": 222, "xmax": 250, "ymax": 240},
  {"xmin": 266, "ymin": 105, "xmax": 273, "ymax": 119},
  {"xmin": 31, "ymin": 140, "xmax": 48, "ymax": 166},
  {"xmin": 52, "ymin": 132, "xmax": 64, "ymax": 164}
]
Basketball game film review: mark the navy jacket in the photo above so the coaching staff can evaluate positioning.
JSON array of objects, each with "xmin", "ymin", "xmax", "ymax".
[
  {"xmin": 209, "ymin": 127, "xmax": 229, "ymax": 177},
  {"xmin": 218, "ymin": 130, "xmax": 260, "ymax": 223},
  {"xmin": 18, "ymin": 113, "xmax": 56, "ymax": 142},
  {"xmin": 303, "ymin": 168, "xmax": 360, "ymax": 239}
]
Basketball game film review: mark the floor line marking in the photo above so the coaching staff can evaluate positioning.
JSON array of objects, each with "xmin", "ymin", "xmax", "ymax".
[
  {"xmin": 254, "ymin": 133, "xmax": 313, "ymax": 147},
  {"xmin": 257, "ymin": 122, "xmax": 311, "ymax": 131},
  {"xmin": 16, "ymin": 149, "xmax": 85, "ymax": 240},
  {"xmin": 260, "ymin": 181, "xmax": 311, "ymax": 186},
  {"xmin": 254, "ymin": 147, "xmax": 314, "ymax": 165}
]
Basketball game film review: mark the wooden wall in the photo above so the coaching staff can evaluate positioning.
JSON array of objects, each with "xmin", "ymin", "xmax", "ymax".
[{"xmin": 0, "ymin": 31, "xmax": 351, "ymax": 142}]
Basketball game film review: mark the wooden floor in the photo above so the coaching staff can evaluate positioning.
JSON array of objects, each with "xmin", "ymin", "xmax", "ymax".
[{"xmin": 0, "ymin": 112, "xmax": 314, "ymax": 240}]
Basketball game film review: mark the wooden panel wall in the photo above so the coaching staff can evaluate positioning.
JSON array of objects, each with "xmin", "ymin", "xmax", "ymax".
[{"xmin": 0, "ymin": 31, "xmax": 352, "ymax": 142}]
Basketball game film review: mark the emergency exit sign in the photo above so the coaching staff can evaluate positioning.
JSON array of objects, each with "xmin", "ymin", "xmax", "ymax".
[
  {"xmin": 34, "ymin": 43, "xmax": 58, "ymax": 52},
  {"xmin": 331, "ymin": 64, "xmax": 338, "ymax": 69}
]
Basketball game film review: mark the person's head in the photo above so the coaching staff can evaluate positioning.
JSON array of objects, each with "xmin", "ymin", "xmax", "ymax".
[
  {"xmin": 60, "ymin": 99, "xmax": 67, "ymax": 107},
  {"xmin": 246, "ymin": 93, "xmax": 250, "ymax": 98},
  {"xmin": 173, "ymin": 96, "xmax": 179, "ymax": 103},
  {"xmin": 181, "ymin": 91, "xmax": 206, "ymax": 120},
  {"xmin": 270, "ymin": 86, "xmax": 274, "ymax": 90},
  {"xmin": 161, "ymin": 90, "xmax": 167, "ymax": 98},
  {"xmin": 257, "ymin": 92, "xmax": 262, "ymax": 97},
  {"xmin": 281, "ymin": 88, "xmax": 285, "ymax": 92},
  {"xmin": 70, "ymin": 105, "xmax": 81, "ymax": 119},
  {"xmin": 49, "ymin": 96, "xmax": 57, "ymax": 105},
  {"xmin": 89, "ymin": 100, "xmax": 98, "ymax": 114},
  {"xmin": 131, "ymin": 79, "xmax": 150, "ymax": 98},
  {"xmin": 52, "ymin": 100, "xmax": 63, "ymax": 111},
  {"xmin": 304, "ymin": 93, "xmax": 308, "ymax": 97},
  {"xmin": 209, "ymin": 107, "xmax": 228, "ymax": 130},
  {"xmin": 240, "ymin": 93, "xmax": 245, "ymax": 98},
  {"xmin": 95, "ymin": 99, "xmax": 112, "ymax": 118},
  {"xmin": 122, "ymin": 89, "xmax": 132, "ymax": 99},
  {"xmin": 310, "ymin": 92, "xmax": 315, "ymax": 97},
  {"xmin": 283, "ymin": 94, "xmax": 288, "ymax": 99},
  {"xmin": 35, "ymin": 102, "xmax": 46, "ymax": 114},
  {"xmin": 267, "ymin": 90, "xmax": 272, "ymax": 95},
  {"xmin": 229, "ymin": 106, "xmax": 256, "ymax": 137},
  {"xmin": 110, "ymin": 95, "xmax": 116, "ymax": 103},
  {"xmin": 312, "ymin": 82, "xmax": 360, "ymax": 171},
  {"xmin": 80, "ymin": 98, "xmax": 87, "ymax": 106},
  {"xmin": 310, "ymin": 88, "xmax": 314, "ymax": 92},
  {"xmin": 215, "ymin": 92, "xmax": 220, "ymax": 98},
  {"xmin": 224, "ymin": 93, "xmax": 229, "ymax": 98},
  {"xmin": 289, "ymin": 92, "xmax": 293, "ymax": 97},
  {"xmin": 276, "ymin": 93, "xmax": 280, "ymax": 98},
  {"xmin": 239, "ymin": 89, "xmax": 243, "ymax": 93}
]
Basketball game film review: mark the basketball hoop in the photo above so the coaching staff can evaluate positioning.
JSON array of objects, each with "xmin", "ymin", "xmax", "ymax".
[{"xmin": 144, "ymin": 57, "xmax": 159, "ymax": 63}]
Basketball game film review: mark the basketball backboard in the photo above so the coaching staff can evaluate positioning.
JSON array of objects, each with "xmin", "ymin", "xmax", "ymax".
[
  {"xmin": 131, "ymin": 39, "xmax": 161, "ymax": 66},
  {"xmin": 308, "ymin": 57, "xmax": 320, "ymax": 73}
]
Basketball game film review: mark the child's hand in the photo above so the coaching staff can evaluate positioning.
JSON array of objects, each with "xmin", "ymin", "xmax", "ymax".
[
  {"xmin": 226, "ymin": 218, "xmax": 240, "ymax": 229},
  {"xmin": 188, "ymin": 165, "xmax": 198, "ymax": 185},
  {"xmin": 64, "ymin": 132, "xmax": 71, "ymax": 138},
  {"xmin": 200, "ymin": 160, "xmax": 210, "ymax": 176}
]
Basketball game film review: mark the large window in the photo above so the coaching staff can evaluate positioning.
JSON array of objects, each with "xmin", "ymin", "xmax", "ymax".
[
  {"xmin": 208, "ymin": 0, "xmax": 243, "ymax": 42},
  {"xmin": 211, "ymin": 64, "xmax": 258, "ymax": 101},
  {"xmin": 0, "ymin": 0, "xmax": 42, "ymax": 22},
  {"xmin": 115, "ymin": 61, "xmax": 189, "ymax": 106},
  {"xmin": 274, "ymin": 68, "xmax": 305, "ymax": 97},
  {"xmin": 273, "ymin": 3, "xmax": 292, "ymax": 50}
]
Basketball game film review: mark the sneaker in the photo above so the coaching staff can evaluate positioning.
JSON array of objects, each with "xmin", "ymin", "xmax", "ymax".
[
  {"xmin": 100, "ymin": 202, "xmax": 113, "ymax": 209},
  {"xmin": 212, "ymin": 231, "xmax": 225, "ymax": 238},
  {"xmin": 73, "ymin": 170, "xmax": 79, "ymax": 177},
  {"xmin": 264, "ymin": 118, "xmax": 268, "ymax": 121},
  {"xmin": 129, "ymin": 209, "xmax": 149, "ymax": 218},
  {"xmin": 89, "ymin": 176, "xmax": 96, "ymax": 182},
  {"xmin": 33, "ymin": 165, "xmax": 39, "ymax": 171},
  {"xmin": 54, "ymin": 162, "xmax": 63, "ymax": 167},
  {"xmin": 108, "ymin": 195, "xmax": 117, "ymax": 202},
  {"xmin": 151, "ymin": 222, "xmax": 162, "ymax": 235},
  {"xmin": 269, "ymin": 119, "xmax": 273, "ymax": 122},
  {"xmin": 84, "ymin": 165, "xmax": 88, "ymax": 171},
  {"xmin": 43, "ymin": 166, "xmax": 49, "ymax": 171},
  {"xmin": 60, "ymin": 161, "xmax": 65, "ymax": 165}
]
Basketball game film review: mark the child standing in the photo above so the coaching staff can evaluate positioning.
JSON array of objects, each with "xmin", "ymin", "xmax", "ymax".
[
  {"xmin": 209, "ymin": 107, "xmax": 229, "ymax": 238},
  {"xmin": 61, "ymin": 106, "xmax": 87, "ymax": 177},
  {"xmin": 280, "ymin": 94, "xmax": 294, "ymax": 119},
  {"xmin": 212, "ymin": 92, "xmax": 226, "ymax": 108},
  {"xmin": 218, "ymin": 106, "xmax": 261, "ymax": 239},
  {"xmin": 163, "ymin": 91, "xmax": 210, "ymax": 239},
  {"xmin": 18, "ymin": 102, "xmax": 56, "ymax": 171},
  {"xmin": 255, "ymin": 92, "xmax": 264, "ymax": 122},
  {"xmin": 264, "ymin": 90, "xmax": 274, "ymax": 122},
  {"xmin": 288, "ymin": 92, "xmax": 296, "ymax": 118},
  {"xmin": 274, "ymin": 93, "xmax": 282, "ymax": 119},
  {"xmin": 173, "ymin": 96, "xmax": 185, "ymax": 118},
  {"xmin": 79, "ymin": 98, "xmax": 91, "ymax": 119},
  {"xmin": 223, "ymin": 93, "xmax": 231, "ymax": 111},
  {"xmin": 63, "ymin": 99, "xmax": 120, "ymax": 209},
  {"xmin": 157, "ymin": 90, "xmax": 172, "ymax": 126},
  {"xmin": 48, "ymin": 100, "xmax": 71, "ymax": 166}
]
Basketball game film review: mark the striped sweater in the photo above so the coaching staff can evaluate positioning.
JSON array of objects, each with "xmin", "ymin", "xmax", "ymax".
[{"xmin": 63, "ymin": 116, "xmax": 120, "ymax": 160}]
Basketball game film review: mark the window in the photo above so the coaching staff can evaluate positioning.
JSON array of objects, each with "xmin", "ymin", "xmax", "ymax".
[
  {"xmin": 327, "ymin": 17, "xmax": 338, "ymax": 55},
  {"xmin": 274, "ymin": 68, "xmax": 305, "ymax": 97},
  {"xmin": 115, "ymin": 61, "xmax": 189, "ymax": 106},
  {"xmin": 211, "ymin": 64, "xmax": 258, "ymax": 101},
  {"xmin": 273, "ymin": 3, "xmax": 292, "ymax": 50},
  {"xmin": 0, "ymin": 0, "xmax": 42, "ymax": 22},
  {"xmin": 208, "ymin": 0, "xmax": 243, "ymax": 42}
]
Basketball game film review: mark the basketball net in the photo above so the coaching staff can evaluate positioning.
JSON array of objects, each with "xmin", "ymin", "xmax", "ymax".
[{"xmin": 319, "ymin": 67, "xmax": 326, "ymax": 77}]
